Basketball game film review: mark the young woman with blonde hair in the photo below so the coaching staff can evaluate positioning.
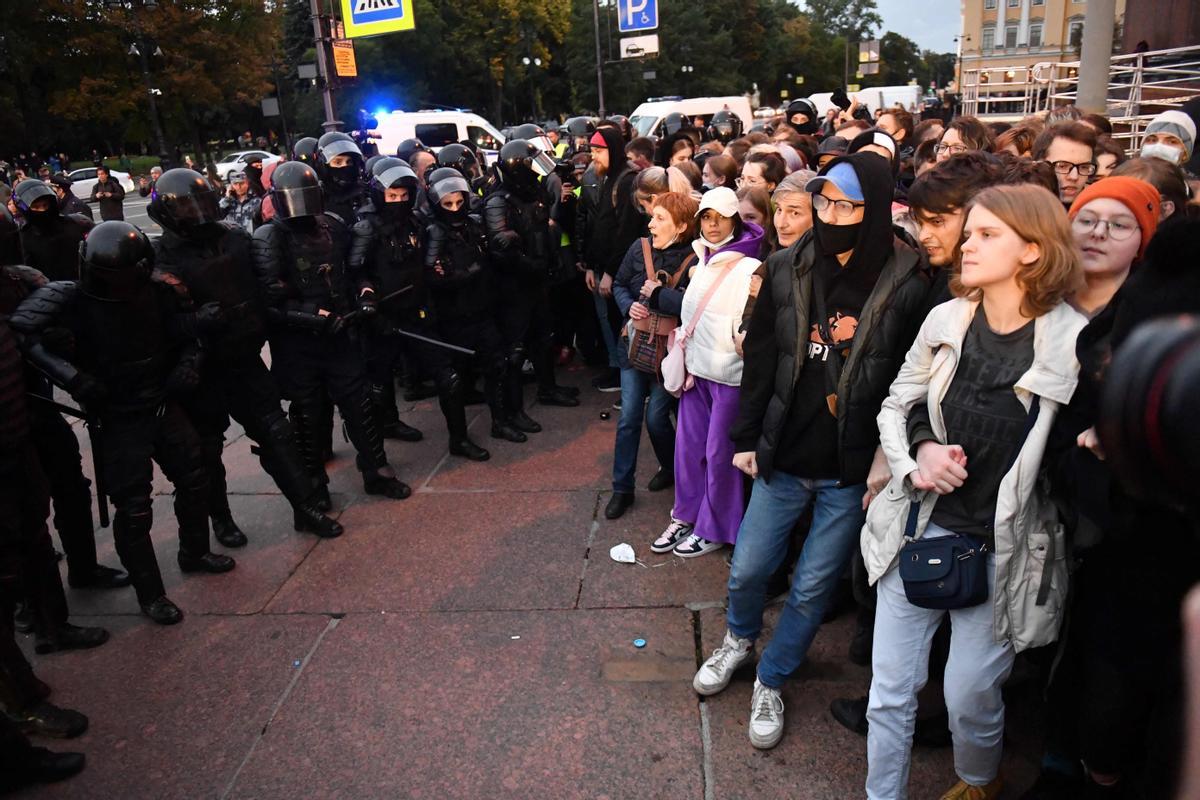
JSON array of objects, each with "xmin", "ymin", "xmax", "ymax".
[{"xmin": 862, "ymin": 183, "xmax": 1087, "ymax": 800}]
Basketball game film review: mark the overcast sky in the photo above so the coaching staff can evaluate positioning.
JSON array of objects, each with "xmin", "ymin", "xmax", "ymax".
[{"xmin": 872, "ymin": 0, "xmax": 961, "ymax": 53}]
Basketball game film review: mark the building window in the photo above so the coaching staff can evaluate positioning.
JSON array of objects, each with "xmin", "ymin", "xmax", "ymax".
[
  {"xmin": 982, "ymin": 27, "xmax": 995, "ymax": 51},
  {"xmin": 984, "ymin": 0, "xmax": 996, "ymax": 9},
  {"xmin": 1005, "ymin": 24, "xmax": 1018, "ymax": 49},
  {"xmin": 1029, "ymin": 22, "xmax": 1043, "ymax": 47},
  {"xmin": 1069, "ymin": 19, "xmax": 1084, "ymax": 49},
  {"xmin": 1007, "ymin": 0, "xmax": 1020, "ymax": 6},
  {"xmin": 1032, "ymin": 0, "xmax": 1044, "ymax": 4}
]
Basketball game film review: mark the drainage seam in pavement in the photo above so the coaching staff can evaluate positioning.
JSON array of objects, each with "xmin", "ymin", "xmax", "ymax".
[
  {"xmin": 219, "ymin": 615, "xmax": 341, "ymax": 799},
  {"xmin": 573, "ymin": 494, "xmax": 602, "ymax": 610},
  {"xmin": 691, "ymin": 608, "xmax": 715, "ymax": 800}
]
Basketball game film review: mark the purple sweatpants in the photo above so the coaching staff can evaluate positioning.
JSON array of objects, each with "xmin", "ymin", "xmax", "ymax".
[{"xmin": 672, "ymin": 377, "xmax": 744, "ymax": 545}]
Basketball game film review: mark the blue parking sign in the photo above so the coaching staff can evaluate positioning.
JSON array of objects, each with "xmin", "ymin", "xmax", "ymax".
[{"xmin": 617, "ymin": 0, "xmax": 658, "ymax": 33}]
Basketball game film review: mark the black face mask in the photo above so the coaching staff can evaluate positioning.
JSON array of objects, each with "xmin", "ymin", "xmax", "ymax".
[
  {"xmin": 25, "ymin": 207, "xmax": 58, "ymax": 228},
  {"xmin": 813, "ymin": 217, "xmax": 861, "ymax": 256},
  {"xmin": 438, "ymin": 204, "xmax": 470, "ymax": 228},
  {"xmin": 382, "ymin": 199, "xmax": 414, "ymax": 225},
  {"xmin": 328, "ymin": 165, "xmax": 359, "ymax": 189}
]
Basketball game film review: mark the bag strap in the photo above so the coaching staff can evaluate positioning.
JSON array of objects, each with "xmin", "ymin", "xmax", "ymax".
[
  {"xmin": 640, "ymin": 238, "xmax": 655, "ymax": 281},
  {"xmin": 670, "ymin": 253, "xmax": 697, "ymax": 287},
  {"xmin": 683, "ymin": 262, "xmax": 735, "ymax": 338}
]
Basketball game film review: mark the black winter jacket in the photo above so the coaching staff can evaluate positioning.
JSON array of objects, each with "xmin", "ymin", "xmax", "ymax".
[
  {"xmin": 18, "ymin": 213, "xmax": 93, "ymax": 282},
  {"xmin": 484, "ymin": 186, "xmax": 554, "ymax": 280},
  {"xmin": 348, "ymin": 203, "xmax": 425, "ymax": 316},
  {"xmin": 730, "ymin": 229, "xmax": 928, "ymax": 484},
  {"xmin": 611, "ymin": 238, "xmax": 694, "ymax": 318},
  {"xmin": 250, "ymin": 214, "xmax": 361, "ymax": 331},
  {"xmin": 424, "ymin": 215, "xmax": 493, "ymax": 322}
]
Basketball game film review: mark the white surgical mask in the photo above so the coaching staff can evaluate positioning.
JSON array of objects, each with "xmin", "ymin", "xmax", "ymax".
[
  {"xmin": 701, "ymin": 230, "xmax": 735, "ymax": 251},
  {"xmin": 1141, "ymin": 142, "xmax": 1184, "ymax": 165}
]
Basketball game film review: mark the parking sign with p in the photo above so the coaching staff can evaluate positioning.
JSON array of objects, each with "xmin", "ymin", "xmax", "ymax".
[{"xmin": 617, "ymin": 0, "xmax": 658, "ymax": 33}]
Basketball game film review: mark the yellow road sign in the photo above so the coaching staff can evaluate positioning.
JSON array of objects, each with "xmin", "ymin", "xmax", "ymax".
[
  {"xmin": 332, "ymin": 39, "xmax": 358, "ymax": 77},
  {"xmin": 340, "ymin": 0, "xmax": 415, "ymax": 38}
]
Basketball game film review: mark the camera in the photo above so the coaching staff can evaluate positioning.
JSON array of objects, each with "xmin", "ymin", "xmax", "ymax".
[{"xmin": 1099, "ymin": 315, "xmax": 1200, "ymax": 513}]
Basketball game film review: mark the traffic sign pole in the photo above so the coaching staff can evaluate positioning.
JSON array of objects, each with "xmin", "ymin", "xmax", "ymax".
[
  {"xmin": 310, "ymin": 0, "xmax": 339, "ymax": 130},
  {"xmin": 593, "ymin": 0, "xmax": 606, "ymax": 118}
]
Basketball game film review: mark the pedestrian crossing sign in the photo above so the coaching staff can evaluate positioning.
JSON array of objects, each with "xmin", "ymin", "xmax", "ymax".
[{"xmin": 340, "ymin": 0, "xmax": 415, "ymax": 38}]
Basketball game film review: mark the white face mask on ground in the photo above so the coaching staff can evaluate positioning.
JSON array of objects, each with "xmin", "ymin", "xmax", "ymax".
[{"xmin": 1141, "ymin": 142, "xmax": 1184, "ymax": 165}]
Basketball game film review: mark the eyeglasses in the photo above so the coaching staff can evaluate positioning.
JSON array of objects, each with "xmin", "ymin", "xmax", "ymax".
[
  {"xmin": 934, "ymin": 143, "xmax": 969, "ymax": 156},
  {"xmin": 812, "ymin": 193, "xmax": 865, "ymax": 219},
  {"xmin": 1045, "ymin": 160, "xmax": 1097, "ymax": 176},
  {"xmin": 1072, "ymin": 212, "xmax": 1139, "ymax": 241},
  {"xmin": 736, "ymin": 176, "xmax": 764, "ymax": 188}
]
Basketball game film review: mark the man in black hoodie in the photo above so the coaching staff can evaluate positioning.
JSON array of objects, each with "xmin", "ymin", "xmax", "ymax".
[
  {"xmin": 690, "ymin": 153, "xmax": 932, "ymax": 751},
  {"xmin": 580, "ymin": 126, "xmax": 644, "ymax": 391}
]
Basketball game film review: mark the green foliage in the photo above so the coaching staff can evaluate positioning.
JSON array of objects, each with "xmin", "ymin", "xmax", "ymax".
[{"xmin": 0, "ymin": 0, "xmax": 955, "ymax": 155}]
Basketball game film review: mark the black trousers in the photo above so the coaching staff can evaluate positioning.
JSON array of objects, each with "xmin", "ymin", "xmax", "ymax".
[
  {"xmin": 0, "ymin": 445, "xmax": 66, "ymax": 708},
  {"xmin": 29, "ymin": 406, "xmax": 97, "ymax": 578},
  {"xmin": 184, "ymin": 351, "xmax": 316, "ymax": 514},
  {"xmin": 270, "ymin": 329, "xmax": 388, "ymax": 484},
  {"xmin": 364, "ymin": 313, "xmax": 452, "ymax": 430},
  {"xmin": 497, "ymin": 275, "xmax": 557, "ymax": 412},
  {"xmin": 433, "ymin": 315, "xmax": 508, "ymax": 435},
  {"xmin": 100, "ymin": 403, "xmax": 211, "ymax": 604}
]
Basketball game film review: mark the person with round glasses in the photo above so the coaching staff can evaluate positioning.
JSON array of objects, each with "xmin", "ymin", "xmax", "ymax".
[
  {"xmin": 1067, "ymin": 176, "xmax": 1162, "ymax": 317},
  {"xmin": 1033, "ymin": 122, "xmax": 1099, "ymax": 209}
]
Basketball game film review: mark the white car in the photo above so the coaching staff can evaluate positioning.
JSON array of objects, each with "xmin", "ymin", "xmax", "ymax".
[
  {"xmin": 368, "ymin": 110, "xmax": 507, "ymax": 165},
  {"xmin": 214, "ymin": 150, "xmax": 282, "ymax": 181},
  {"xmin": 67, "ymin": 168, "xmax": 136, "ymax": 201}
]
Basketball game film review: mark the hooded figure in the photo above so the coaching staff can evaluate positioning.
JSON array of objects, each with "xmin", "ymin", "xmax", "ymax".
[{"xmin": 584, "ymin": 127, "xmax": 646, "ymax": 281}]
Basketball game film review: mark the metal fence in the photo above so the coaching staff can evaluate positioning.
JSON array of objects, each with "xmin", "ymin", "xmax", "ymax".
[{"xmin": 961, "ymin": 43, "xmax": 1200, "ymax": 153}]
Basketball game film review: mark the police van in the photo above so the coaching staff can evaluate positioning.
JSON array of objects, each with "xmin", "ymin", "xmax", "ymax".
[
  {"xmin": 628, "ymin": 96, "xmax": 755, "ymax": 139},
  {"xmin": 368, "ymin": 110, "xmax": 507, "ymax": 164}
]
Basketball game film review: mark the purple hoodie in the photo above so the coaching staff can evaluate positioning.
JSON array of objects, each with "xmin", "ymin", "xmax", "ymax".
[{"xmin": 710, "ymin": 221, "xmax": 764, "ymax": 262}]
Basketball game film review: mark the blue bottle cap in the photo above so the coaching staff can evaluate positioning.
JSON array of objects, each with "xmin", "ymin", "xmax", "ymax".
[{"xmin": 633, "ymin": 638, "xmax": 646, "ymax": 648}]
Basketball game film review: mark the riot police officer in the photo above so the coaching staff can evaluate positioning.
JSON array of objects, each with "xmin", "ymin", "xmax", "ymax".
[
  {"xmin": 0, "ymin": 208, "xmax": 128, "ymax": 592},
  {"xmin": 12, "ymin": 179, "xmax": 92, "ymax": 282},
  {"xmin": 347, "ymin": 159, "xmax": 426, "ymax": 444},
  {"xmin": 707, "ymin": 109, "xmax": 745, "ymax": 145},
  {"xmin": 251, "ymin": 161, "xmax": 411, "ymax": 504},
  {"xmin": 425, "ymin": 169, "xmax": 526, "ymax": 454},
  {"xmin": 315, "ymin": 132, "xmax": 366, "ymax": 225},
  {"xmin": 292, "ymin": 136, "xmax": 320, "ymax": 166},
  {"xmin": 148, "ymin": 169, "xmax": 344, "ymax": 541},
  {"xmin": 783, "ymin": 98, "xmax": 820, "ymax": 136},
  {"xmin": 12, "ymin": 222, "xmax": 237, "ymax": 626},
  {"xmin": 484, "ymin": 139, "xmax": 579, "ymax": 434},
  {"xmin": 435, "ymin": 144, "xmax": 486, "ymax": 207}
]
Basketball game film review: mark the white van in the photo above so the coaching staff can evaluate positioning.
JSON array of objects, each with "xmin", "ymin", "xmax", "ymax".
[
  {"xmin": 807, "ymin": 86, "xmax": 922, "ymax": 117},
  {"xmin": 368, "ymin": 110, "xmax": 507, "ymax": 164},
  {"xmin": 628, "ymin": 96, "xmax": 754, "ymax": 138}
]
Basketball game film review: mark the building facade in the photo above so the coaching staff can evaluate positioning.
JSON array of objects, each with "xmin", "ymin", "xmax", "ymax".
[{"xmin": 957, "ymin": 0, "xmax": 1127, "ymax": 115}]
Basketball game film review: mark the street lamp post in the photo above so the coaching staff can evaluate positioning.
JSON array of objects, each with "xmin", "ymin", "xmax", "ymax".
[
  {"xmin": 107, "ymin": 0, "xmax": 168, "ymax": 162},
  {"xmin": 522, "ymin": 56, "xmax": 543, "ymax": 121}
]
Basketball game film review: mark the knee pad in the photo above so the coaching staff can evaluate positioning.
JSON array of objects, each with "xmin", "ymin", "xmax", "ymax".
[{"xmin": 435, "ymin": 368, "xmax": 462, "ymax": 397}]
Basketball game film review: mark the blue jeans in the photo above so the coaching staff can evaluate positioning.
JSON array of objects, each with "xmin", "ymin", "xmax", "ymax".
[
  {"xmin": 726, "ymin": 472, "xmax": 866, "ymax": 688},
  {"xmin": 593, "ymin": 290, "xmax": 619, "ymax": 369},
  {"xmin": 612, "ymin": 367, "xmax": 674, "ymax": 493}
]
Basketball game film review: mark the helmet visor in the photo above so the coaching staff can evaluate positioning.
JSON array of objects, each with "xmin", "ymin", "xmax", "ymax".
[
  {"xmin": 377, "ymin": 164, "xmax": 417, "ymax": 189},
  {"xmin": 431, "ymin": 175, "xmax": 471, "ymax": 202},
  {"xmin": 322, "ymin": 139, "xmax": 363, "ymax": 160},
  {"xmin": 167, "ymin": 189, "xmax": 221, "ymax": 226},
  {"xmin": 531, "ymin": 150, "xmax": 557, "ymax": 177},
  {"xmin": 274, "ymin": 185, "xmax": 324, "ymax": 218}
]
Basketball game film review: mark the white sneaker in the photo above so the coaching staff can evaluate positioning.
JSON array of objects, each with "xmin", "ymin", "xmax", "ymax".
[
  {"xmin": 651, "ymin": 518, "xmax": 693, "ymax": 554},
  {"xmin": 673, "ymin": 533, "xmax": 723, "ymax": 558},
  {"xmin": 748, "ymin": 679, "xmax": 785, "ymax": 749},
  {"xmin": 693, "ymin": 630, "xmax": 754, "ymax": 696}
]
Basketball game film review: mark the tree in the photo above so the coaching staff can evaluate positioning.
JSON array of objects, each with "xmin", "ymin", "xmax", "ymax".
[{"xmin": 804, "ymin": 0, "xmax": 883, "ymax": 42}]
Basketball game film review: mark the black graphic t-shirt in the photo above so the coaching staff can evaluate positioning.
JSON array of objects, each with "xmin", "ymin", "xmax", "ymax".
[
  {"xmin": 775, "ymin": 254, "xmax": 881, "ymax": 479},
  {"xmin": 923, "ymin": 307, "xmax": 1035, "ymax": 543}
]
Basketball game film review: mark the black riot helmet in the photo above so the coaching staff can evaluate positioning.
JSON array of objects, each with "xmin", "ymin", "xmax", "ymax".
[
  {"xmin": 78, "ymin": 221, "xmax": 155, "ymax": 300},
  {"xmin": 315, "ymin": 134, "xmax": 364, "ymax": 191},
  {"xmin": 661, "ymin": 112, "xmax": 691, "ymax": 138},
  {"xmin": 436, "ymin": 143, "xmax": 482, "ymax": 181},
  {"xmin": 428, "ymin": 169, "xmax": 473, "ymax": 228},
  {"xmin": 0, "ymin": 205, "xmax": 22, "ymax": 266},
  {"xmin": 495, "ymin": 139, "xmax": 554, "ymax": 201},
  {"xmin": 707, "ymin": 110, "xmax": 744, "ymax": 145},
  {"xmin": 369, "ymin": 160, "xmax": 419, "ymax": 224},
  {"xmin": 270, "ymin": 161, "xmax": 324, "ymax": 219},
  {"xmin": 510, "ymin": 124, "xmax": 555, "ymax": 155},
  {"xmin": 364, "ymin": 154, "xmax": 385, "ymax": 179},
  {"xmin": 396, "ymin": 138, "xmax": 428, "ymax": 164},
  {"xmin": 292, "ymin": 136, "xmax": 320, "ymax": 165},
  {"xmin": 370, "ymin": 156, "xmax": 408, "ymax": 178},
  {"xmin": 146, "ymin": 168, "xmax": 221, "ymax": 236},
  {"xmin": 565, "ymin": 116, "xmax": 596, "ymax": 140},
  {"xmin": 785, "ymin": 98, "xmax": 819, "ymax": 135},
  {"xmin": 13, "ymin": 179, "xmax": 60, "ymax": 228},
  {"xmin": 607, "ymin": 114, "xmax": 632, "ymax": 141}
]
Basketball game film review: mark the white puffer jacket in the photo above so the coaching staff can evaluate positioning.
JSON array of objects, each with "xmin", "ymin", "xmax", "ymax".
[
  {"xmin": 679, "ymin": 242, "xmax": 761, "ymax": 387},
  {"xmin": 860, "ymin": 297, "xmax": 1086, "ymax": 652}
]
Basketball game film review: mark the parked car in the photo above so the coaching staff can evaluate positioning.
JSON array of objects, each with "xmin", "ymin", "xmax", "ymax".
[
  {"xmin": 368, "ymin": 110, "xmax": 507, "ymax": 165},
  {"xmin": 68, "ymin": 167, "xmax": 136, "ymax": 201},
  {"xmin": 213, "ymin": 150, "xmax": 282, "ymax": 181}
]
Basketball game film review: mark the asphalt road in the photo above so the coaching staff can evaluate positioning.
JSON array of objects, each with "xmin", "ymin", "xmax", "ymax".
[{"xmin": 111, "ymin": 192, "xmax": 161, "ymax": 235}]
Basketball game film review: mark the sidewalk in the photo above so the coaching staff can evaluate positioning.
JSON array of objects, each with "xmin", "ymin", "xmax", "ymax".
[{"xmin": 17, "ymin": 368, "xmax": 1041, "ymax": 799}]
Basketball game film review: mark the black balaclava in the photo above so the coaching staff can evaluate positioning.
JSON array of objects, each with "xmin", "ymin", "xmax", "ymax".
[{"xmin": 811, "ymin": 153, "xmax": 896, "ymax": 275}]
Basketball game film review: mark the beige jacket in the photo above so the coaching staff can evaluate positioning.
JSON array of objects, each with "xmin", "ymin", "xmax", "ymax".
[{"xmin": 860, "ymin": 297, "xmax": 1087, "ymax": 652}]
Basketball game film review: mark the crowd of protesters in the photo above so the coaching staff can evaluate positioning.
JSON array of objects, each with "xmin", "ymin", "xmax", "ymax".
[{"xmin": 1, "ymin": 89, "xmax": 1200, "ymax": 798}]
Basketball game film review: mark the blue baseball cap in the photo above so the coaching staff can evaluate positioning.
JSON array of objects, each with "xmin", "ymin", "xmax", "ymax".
[{"xmin": 804, "ymin": 161, "xmax": 864, "ymax": 202}]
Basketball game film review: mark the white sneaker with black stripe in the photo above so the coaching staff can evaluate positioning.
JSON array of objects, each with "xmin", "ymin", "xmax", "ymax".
[
  {"xmin": 673, "ymin": 533, "xmax": 723, "ymax": 558},
  {"xmin": 651, "ymin": 518, "xmax": 693, "ymax": 554}
]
